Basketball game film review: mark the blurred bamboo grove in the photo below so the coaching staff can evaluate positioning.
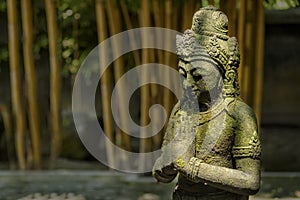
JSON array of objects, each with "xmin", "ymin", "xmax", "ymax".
[{"xmin": 0, "ymin": 0, "xmax": 276, "ymax": 170}]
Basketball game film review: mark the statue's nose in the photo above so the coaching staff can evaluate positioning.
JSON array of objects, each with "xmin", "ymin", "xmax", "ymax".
[{"xmin": 183, "ymin": 74, "xmax": 194, "ymax": 88}]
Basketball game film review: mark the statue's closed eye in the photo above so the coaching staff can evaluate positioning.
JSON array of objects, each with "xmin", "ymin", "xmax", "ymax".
[{"xmin": 192, "ymin": 70, "xmax": 203, "ymax": 82}]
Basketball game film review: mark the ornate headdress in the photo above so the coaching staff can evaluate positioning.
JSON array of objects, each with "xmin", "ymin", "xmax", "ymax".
[{"xmin": 176, "ymin": 6, "xmax": 240, "ymax": 97}]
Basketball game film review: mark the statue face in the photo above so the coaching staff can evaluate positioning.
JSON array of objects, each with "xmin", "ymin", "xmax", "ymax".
[{"xmin": 178, "ymin": 59, "xmax": 222, "ymax": 98}]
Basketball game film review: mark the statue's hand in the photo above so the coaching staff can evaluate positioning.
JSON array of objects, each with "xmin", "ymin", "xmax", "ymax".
[
  {"xmin": 173, "ymin": 147, "xmax": 194, "ymax": 172},
  {"xmin": 153, "ymin": 165, "xmax": 177, "ymax": 183},
  {"xmin": 174, "ymin": 157, "xmax": 204, "ymax": 183},
  {"xmin": 162, "ymin": 164, "xmax": 177, "ymax": 175},
  {"xmin": 173, "ymin": 156, "xmax": 190, "ymax": 174}
]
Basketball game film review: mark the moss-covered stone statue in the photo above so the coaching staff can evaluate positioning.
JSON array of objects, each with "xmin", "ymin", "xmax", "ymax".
[{"xmin": 153, "ymin": 6, "xmax": 261, "ymax": 200}]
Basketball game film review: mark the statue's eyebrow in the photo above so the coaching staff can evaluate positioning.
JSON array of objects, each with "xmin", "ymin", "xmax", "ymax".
[
  {"xmin": 178, "ymin": 66, "xmax": 186, "ymax": 71},
  {"xmin": 190, "ymin": 57, "xmax": 215, "ymax": 64},
  {"xmin": 179, "ymin": 58, "xmax": 190, "ymax": 64},
  {"xmin": 190, "ymin": 54, "xmax": 212, "ymax": 61}
]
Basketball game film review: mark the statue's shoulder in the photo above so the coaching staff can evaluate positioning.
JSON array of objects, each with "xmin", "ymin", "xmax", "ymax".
[
  {"xmin": 229, "ymin": 99, "xmax": 261, "ymax": 159},
  {"xmin": 226, "ymin": 98, "xmax": 257, "ymax": 124}
]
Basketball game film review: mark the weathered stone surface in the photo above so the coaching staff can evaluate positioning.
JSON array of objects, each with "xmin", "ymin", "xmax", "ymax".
[{"xmin": 153, "ymin": 5, "xmax": 261, "ymax": 200}]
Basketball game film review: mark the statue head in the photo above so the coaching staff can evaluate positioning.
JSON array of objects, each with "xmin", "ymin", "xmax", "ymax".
[{"xmin": 176, "ymin": 6, "xmax": 240, "ymax": 98}]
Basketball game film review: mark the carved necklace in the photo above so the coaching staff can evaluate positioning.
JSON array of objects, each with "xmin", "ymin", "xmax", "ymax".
[
  {"xmin": 196, "ymin": 98, "xmax": 226, "ymax": 124},
  {"xmin": 179, "ymin": 98, "xmax": 226, "ymax": 125}
]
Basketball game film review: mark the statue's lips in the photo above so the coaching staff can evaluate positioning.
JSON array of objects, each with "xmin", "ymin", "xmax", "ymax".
[
  {"xmin": 184, "ymin": 88, "xmax": 206, "ymax": 97},
  {"xmin": 183, "ymin": 91, "xmax": 200, "ymax": 101},
  {"xmin": 184, "ymin": 90, "xmax": 197, "ymax": 95},
  {"xmin": 191, "ymin": 90, "xmax": 199, "ymax": 96}
]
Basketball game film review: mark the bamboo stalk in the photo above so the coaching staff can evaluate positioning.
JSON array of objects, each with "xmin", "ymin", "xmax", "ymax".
[
  {"xmin": 149, "ymin": 47, "xmax": 161, "ymax": 149},
  {"xmin": 148, "ymin": 14, "xmax": 160, "ymax": 163},
  {"xmin": 237, "ymin": 0, "xmax": 247, "ymax": 94},
  {"xmin": 242, "ymin": 0, "xmax": 256, "ymax": 104},
  {"xmin": 106, "ymin": 0, "xmax": 131, "ymax": 151},
  {"xmin": 21, "ymin": 0, "xmax": 41, "ymax": 169},
  {"xmin": 45, "ymin": 0, "xmax": 61, "ymax": 167},
  {"xmin": 182, "ymin": 0, "xmax": 197, "ymax": 31},
  {"xmin": 26, "ymin": 141, "xmax": 34, "ymax": 168},
  {"xmin": 182, "ymin": 0, "xmax": 190, "ymax": 31},
  {"xmin": 153, "ymin": 0, "xmax": 163, "ymax": 28},
  {"xmin": 139, "ymin": 0, "xmax": 152, "ymax": 171},
  {"xmin": 253, "ymin": 0, "xmax": 265, "ymax": 127},
  {"xmin": 219, "ymin": 0, "xmax": 228, "ymax": 12},
  {"xmin": 95, "ymin": 0, "xmax": 115, "ymax": 169},
  {"xmin": 195, "ymin": 1, "xmax": 202, "ymax": 13},
  {"xmin": 151, "ymin": 0, "xmax": 165, "ymax": 149},
  {"xmin": 163, "ymin": 0, "xmax": 172, "ymax": 119},
  {"xmin": 171, "ymin": 3, "xmax": 180, "ymax": 97},
  {"xmin": 7, "ymin": 0, "xmax": 27, "ymax": 170},
  {"xmin": 152, "ymin": 0, "xmax": 164, "ymax": 65},
  {"xmin": 188, "ymin": 0, "xmax": 194, "ymax": 28},
  {"xmin": 171, "ymin": 3, "xmax": 179, "ymax": 46},
  {"xmin": 0, "ymin": 105, "xmax": 16, "ymax": 169},
  {"xmin": 149, "ymin": 65, "xmax": 161, "ymax": 149},
  {"xmin": 153, "ymin": 0, "xmax": 164, "ymax": 66},
  {"xmin": 120, "ymin": 0, "xmax": 141, "ymax": 66},
  {"xmin": 152, "ymin": 0, "xmax": 165, "ymax": 88},
  {"xmin": 150, "ymin": 88, "xmax": 162, "ymax": 150},
  {"xmin": 228, "ymin": 0, "xmax": 237, "ymax": 36},
  {"xmin": 149, "ymin": 1, "xmax": 169, "ymax": 150}
]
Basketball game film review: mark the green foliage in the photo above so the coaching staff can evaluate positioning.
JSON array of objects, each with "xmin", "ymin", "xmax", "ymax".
[
  {"xmin": 58, "ymin": 0, "xmax": 97, "ymax": 77},
  {"xmin": 0, "ymin": 0, "xmax": 6, "ymax": 12},
  {"xmin": 214, "ymin": 0, "xmax": 220, "ymax": 8},
  {"xmin": 0, "ymin": 0, "xmax": 98, "ymax": 77},
  {"xmin": 264, "ymin": 0, "xmax": 299, "ymax": 9},
  {"xmin": 0, "ymin": 46, "xmax": 8, "ymax": 62},
  {"xmin": 123, "ymin": 0, "xmax": 140, "ymax": 13},
  {"xmin": 201, "ymin": 0, "xmax": 210, "ymax": 7},
  {"xmin": 200, "ymin": 0, "xmax": 220, "ymax": 8},
  {"xmin": 32, "ymin": 0, "xmax": 48, "ymax": 57},
  {"xmin": 0, "ymin": 0, "xmax": 8, "ymax": 65}
]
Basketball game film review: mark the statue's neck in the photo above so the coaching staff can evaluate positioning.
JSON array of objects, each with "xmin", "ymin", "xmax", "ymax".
[
  {"xmin": 197, "ymin": 87, "xmax": 223, "ymax": 112},
  {"xmin": 181, "ymin": 85, "xmax": 224, "ymax": 113}
]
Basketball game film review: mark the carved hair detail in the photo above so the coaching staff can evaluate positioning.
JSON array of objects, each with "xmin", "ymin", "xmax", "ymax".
[
  {"xmin": 192, "ymin": 5, "xmax": 228, "ymax": 37},
  {"xmin": 176, "ymin": 29, "xmax": 208, "ymax": 60}
]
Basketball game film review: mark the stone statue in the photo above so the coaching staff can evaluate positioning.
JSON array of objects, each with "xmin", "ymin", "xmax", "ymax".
[{"xmin": 153, "ymin": 6, "xmax": 261, "ymax": 200}]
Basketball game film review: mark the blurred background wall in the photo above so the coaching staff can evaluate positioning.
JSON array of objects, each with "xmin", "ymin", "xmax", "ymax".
[{"xmin": 261, "ymin": 7, "xmax": 300, "ymax": 171}]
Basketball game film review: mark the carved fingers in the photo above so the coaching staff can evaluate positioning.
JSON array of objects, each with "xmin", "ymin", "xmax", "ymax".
[{"xmin": 153, "ymin": 166, "xmax": 177, "ymax": 183}]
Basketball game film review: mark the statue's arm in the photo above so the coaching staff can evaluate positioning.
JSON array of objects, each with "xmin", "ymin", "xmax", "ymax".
[
  {"xmin": 179, "ymin": 157, "xmax": 260, "ymax": 195},
  {"xmin": 175, "ymin": 102, "xmax": 261, "ymax": 195}
]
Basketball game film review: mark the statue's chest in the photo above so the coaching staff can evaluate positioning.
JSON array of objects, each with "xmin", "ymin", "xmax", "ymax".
[
  {"xmin": 194, "ymin": 111, "xmax": 236, "ymax": 154},
  {"xmin": 174, "ymin": 110, "xmax": 236, "ymax": 165}
]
